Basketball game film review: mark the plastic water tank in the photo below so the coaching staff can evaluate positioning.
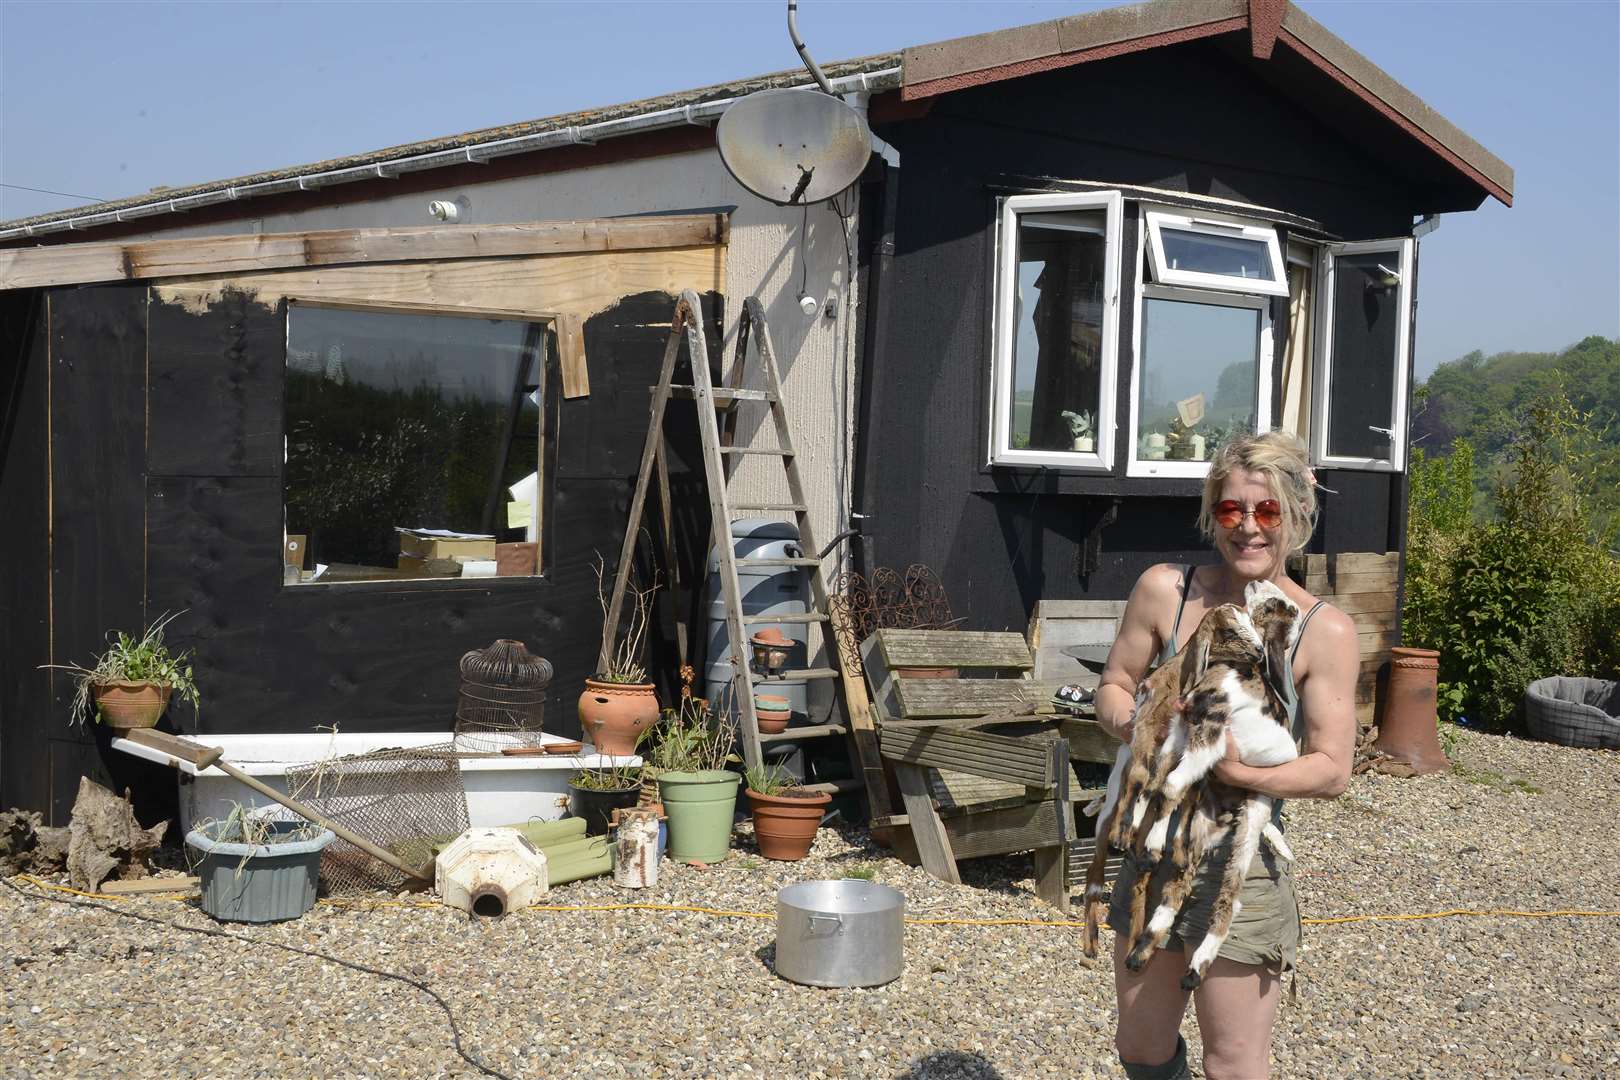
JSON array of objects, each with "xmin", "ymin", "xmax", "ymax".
[{"xmin": 705, "ymin": 518, "xmax": 809, "ymax": 723}]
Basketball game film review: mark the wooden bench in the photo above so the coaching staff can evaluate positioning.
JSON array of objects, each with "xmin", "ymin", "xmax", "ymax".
[{"xmin": 861, "ymin": 628, "xmax": 1120, "ymax": 912}]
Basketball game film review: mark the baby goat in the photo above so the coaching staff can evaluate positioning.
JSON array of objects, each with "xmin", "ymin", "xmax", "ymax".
[{"xmin": 1081, "ymin": 579, "xmax": 1302, "ymax": 990}]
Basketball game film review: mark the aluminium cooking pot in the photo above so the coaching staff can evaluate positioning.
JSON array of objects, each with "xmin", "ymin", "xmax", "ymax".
[{"xmin": 774, "ymin": 879, "xmax": 904, "ymax": 988}]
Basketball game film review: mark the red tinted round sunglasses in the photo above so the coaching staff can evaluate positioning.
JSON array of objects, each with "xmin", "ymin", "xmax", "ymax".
[{"xmin": 1214, "ymin": 499, "xmax": 1282, "ymax": 530}]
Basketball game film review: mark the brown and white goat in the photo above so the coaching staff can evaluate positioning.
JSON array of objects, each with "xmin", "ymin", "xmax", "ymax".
[{"xmin": 1081, "ymin": 579, "xmax": 1302, "ymax": 989}]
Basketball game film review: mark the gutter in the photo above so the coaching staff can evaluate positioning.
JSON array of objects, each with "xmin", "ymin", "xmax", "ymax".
[{"xmin": 1, "ymin": 66, "xmax": 903, "ymax": 243}]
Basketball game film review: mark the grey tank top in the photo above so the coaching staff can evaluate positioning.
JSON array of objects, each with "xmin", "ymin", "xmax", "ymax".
[{"xmin": 1159, "ymin": 564, "xmax": 1324, "ymax": 739}]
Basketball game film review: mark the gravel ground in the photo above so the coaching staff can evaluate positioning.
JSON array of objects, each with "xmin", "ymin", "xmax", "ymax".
[{"xmin": 3, "ymin": 728, "xmax": 1617, "ymax": 1080}]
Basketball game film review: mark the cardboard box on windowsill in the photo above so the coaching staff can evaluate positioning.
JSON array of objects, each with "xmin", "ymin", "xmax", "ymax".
[{"xmin": 397, "ymin": 532, "xmax": 497, "ymax": 560}]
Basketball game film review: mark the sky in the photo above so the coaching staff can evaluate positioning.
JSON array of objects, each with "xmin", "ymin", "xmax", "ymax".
[{"xmin": 1, "ymin": 0, "xmax": 1615, "ymax": 377}]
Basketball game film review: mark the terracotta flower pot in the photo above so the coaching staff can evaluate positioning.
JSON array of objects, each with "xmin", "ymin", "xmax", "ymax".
[
  {"xmin": 754, "ymin": 693, "xmax": 791, "ymax": 734},
  {"xmin": 1374, "ymin": 646, "xmax": 1450, "ymax": 775},
  {"xmin": 93, "ymin": 681, "xmax": 172, "ymax": 730},
  {"xmin": 578, "ymin": 679, "xmax": 659, "ymax": 756},
  {"xmin": 747, "ymin": 787, "xmax": 832, "ymax": 861}
]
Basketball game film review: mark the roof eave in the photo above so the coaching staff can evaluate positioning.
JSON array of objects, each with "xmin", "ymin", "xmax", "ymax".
[{"xmin": 897, "ymin": 0, "xmax": 1513, "ymax": 208}]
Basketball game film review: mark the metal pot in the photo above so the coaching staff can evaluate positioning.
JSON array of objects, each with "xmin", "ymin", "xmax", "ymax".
[{"xmin": 774, "ymin": 879, "xmax": 904, "ymax": 987}]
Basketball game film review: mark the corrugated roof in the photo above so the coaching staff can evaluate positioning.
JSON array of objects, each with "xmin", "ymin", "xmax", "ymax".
[{"xmin": 0, "ymin": 54, "xmax": 900, "ymax": 239}]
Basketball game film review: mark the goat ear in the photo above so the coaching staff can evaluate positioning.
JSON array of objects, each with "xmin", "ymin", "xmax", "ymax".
[
  {"xmin": 1178, "ymin": 634, "xmax": 1210, "ymax": 699},
  {"xmin": 1262, "ymin": 613, "xmax": 1292, "ymax": 686}
]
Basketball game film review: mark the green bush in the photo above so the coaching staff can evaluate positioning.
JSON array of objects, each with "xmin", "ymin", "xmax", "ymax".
[{"xmin": 1406, "ymin": 387, "xmax": 1620, "ymax": 732}]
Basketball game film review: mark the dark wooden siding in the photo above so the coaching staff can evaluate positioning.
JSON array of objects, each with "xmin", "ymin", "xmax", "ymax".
[
  {"xmin": 860, "ymin": 40, "xmax": 1418, "ymax": 632},
  {"xmin": 0, "ymin": 291, "xmax": 52, "ymax": 816},
  {"xmin": 8, "ymin": 285, "xmax": 717, "ymax": 823},
  {"xmin": 43, "ymin": 287, "xmax": 169, "ymax": 822}
]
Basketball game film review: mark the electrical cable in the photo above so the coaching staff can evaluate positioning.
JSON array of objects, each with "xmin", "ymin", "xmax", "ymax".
[
  {"xmin": 1, "ymin": 875, "xmax": 514, "ymax": 1080},
  {"xmin": 0, "ymin": 181, "xmax": 106, "ymax": 202}
]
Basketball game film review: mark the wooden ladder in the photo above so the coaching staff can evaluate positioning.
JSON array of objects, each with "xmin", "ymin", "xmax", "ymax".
[{"xmin": 600, "ymin": 290, "xmax": 886, "ymax": 806}]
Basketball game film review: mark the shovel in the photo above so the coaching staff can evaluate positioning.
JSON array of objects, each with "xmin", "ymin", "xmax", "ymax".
[{"xmin": 124, "ymin": 727, "xmax": 434, "ymax": 883}]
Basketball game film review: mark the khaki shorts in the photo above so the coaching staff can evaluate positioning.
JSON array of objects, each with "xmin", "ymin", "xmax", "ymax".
[{"xmin": 1105, "ymin": 836, "xmax": 1299, "ymax": 974}]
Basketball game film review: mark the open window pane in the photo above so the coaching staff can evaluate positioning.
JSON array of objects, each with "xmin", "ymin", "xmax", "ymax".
[
  {"xmin": 991, "ymin": 190, "xmax": 1120, "ymax": 469},
  {"xmin": 1324, "ymin": 254, "xmax": 1399, "ymax": 459},
  {"xmin": 1144, "ymin": 209, "xmax": 1288, "ymax": 297},
  {"xmin": 1313, "ymin": 238, "xmax": 1413, "ymax": 470},
  {"xmin": 285, "ymin": 305, "xmax": 545, "ymax": 584},
  {"xmin": 1160, "ymin": 229, "xmax": 1273, "ymax": 280},
  {"xmin": 1137, "ymin": 296, "xmax": 1260, "ymax": 463},
  {"xmin": 1009, "ymin": 211, "xmax": 1106, "ymax": 453}
]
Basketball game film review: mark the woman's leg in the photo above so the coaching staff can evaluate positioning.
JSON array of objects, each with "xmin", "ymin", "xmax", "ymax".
[
  {"xmin": 1191, "ymin": 955, "xmax": 1283, "ymax": 1079},
  {"xmin": 1113, "ymin": 933, "xmax": 1192, "ymax": 1076}
]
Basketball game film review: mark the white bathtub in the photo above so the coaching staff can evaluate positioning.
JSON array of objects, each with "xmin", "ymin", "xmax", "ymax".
[{"xmin": 110, "ymin": 731, "xmax": 640, "ymax": 832}]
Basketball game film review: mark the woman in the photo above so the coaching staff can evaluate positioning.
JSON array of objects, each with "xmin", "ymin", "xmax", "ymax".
[{"xmin": 1093, "ymin": 431, "xmax": 1358, "ymax": 1080}]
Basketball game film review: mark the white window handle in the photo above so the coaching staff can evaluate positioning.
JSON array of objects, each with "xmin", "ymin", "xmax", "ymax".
[{"xmin": 1368, "ymin": 425, "xmax": 1394, "ymax": 436}]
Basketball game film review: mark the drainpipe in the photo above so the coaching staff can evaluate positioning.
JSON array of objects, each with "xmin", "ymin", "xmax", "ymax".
[{"xmin": 846, "ymin": 91, "xmax": 900, "ymax": 577}]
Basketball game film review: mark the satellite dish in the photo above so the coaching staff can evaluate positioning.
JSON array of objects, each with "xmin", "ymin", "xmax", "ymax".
[{"xmin": 717, "ymin": 87, "xmax": 872, "ymax": 206}]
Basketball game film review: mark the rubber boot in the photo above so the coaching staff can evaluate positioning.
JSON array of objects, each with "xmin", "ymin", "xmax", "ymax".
[{"xmin": 1121, "ymin": 1036, "xmax": 1191, "ymax": 1080}]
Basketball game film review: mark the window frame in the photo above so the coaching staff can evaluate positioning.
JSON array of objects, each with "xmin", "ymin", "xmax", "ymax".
[
  {"xmin": 988, "ymin": 190, "xmax": 1123, "ymax": 471},
  {"xmin": 1144, "ymin": 207, "xmax": 1290, "ymax": 298},
  {"xmin": 1126, "ymin": 281, "xmax": 1274, "ymax": 479},
  {"xmin": 1309, "ymin": 237, "xmax": 1415, "ymax": 473},
  {"xmin": 281, "ymin": 297, "xmax": 555, "ymax": 587}
]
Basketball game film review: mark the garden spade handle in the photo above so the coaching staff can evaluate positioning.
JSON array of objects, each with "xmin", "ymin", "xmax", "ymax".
[{"xmin": 124, "ymin": 729, "xmax": 433, "ymax": 883}]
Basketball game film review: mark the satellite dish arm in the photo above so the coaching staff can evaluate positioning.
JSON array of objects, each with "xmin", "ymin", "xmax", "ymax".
[{"xmin": 787, "ymin": 0, "xmax": 836, "ymax": 95}]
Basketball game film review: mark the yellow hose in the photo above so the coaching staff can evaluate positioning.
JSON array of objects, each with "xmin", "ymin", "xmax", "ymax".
[{"xmin": 12, "ymin": 875, "xmax": 1619, "ymax": 928}]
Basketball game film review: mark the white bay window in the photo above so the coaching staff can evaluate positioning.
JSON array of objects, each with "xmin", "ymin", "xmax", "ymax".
[{"xmin": 988, "ymin": 192, "xmax": 1416, "ymax": 479}]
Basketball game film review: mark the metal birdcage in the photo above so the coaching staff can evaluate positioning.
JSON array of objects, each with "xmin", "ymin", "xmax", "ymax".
[{"xmin": 453, "ymin": 639, "xmax": 554, "ymax": 753}]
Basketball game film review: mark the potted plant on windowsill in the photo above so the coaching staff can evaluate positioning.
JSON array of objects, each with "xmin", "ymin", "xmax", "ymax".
[
  {"xmin": 44, "ymin": 611, "xmax": 201, "ymax": 730},
  {"xmin": 580, "ymin": 556, "xmax": 661, "ymax": 756},
  {"xmin": 1061, "ymin": 409, "xmax": 1096, "ymax": 453},
  {"xmin": 744, "ymin": 762, "xmax": 831, "ymax": 861},
  {"xmin": 650, "ymin": 693, "xmax": 740, "ymax": 863}
]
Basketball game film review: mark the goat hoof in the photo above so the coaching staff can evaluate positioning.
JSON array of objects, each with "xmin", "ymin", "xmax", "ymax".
[{"xmin": 1179, "ymin": 971, "xmax": 1203, "ymax": 991}]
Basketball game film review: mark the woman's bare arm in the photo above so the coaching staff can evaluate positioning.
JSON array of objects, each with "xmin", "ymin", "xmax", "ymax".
[
  {"xmin": 1094, "ymin": 564, "xmax": 1183, "ymax": 742},
  {"xmin": 1212, "ymin": 604, "xmax": 1358, "ymax": 798}
]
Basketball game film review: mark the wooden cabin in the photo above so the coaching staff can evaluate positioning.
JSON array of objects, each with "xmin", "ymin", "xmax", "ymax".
[{"xmin": 0, "ymin": 0, "xmax": 1510, "ymax": 822}]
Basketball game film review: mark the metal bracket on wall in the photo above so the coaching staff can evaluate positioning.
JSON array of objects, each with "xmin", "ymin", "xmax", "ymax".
[{"xmin": 1076, "ymin": 497, "xmax": 1122, "ymax": 581}]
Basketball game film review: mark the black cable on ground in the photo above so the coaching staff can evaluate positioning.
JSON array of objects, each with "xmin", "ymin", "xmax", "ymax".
[{"xmin": 0, "ymin": 876, "xmax": 513, "ymax": 1080}]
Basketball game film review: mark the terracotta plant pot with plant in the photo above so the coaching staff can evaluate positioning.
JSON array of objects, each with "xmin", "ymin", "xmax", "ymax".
[
  {"xmin": 44, "ymin": 611, "xmax": 201, "ymax": 730},
  {"xmin": 744, "ymin": 762, "xmax": 831, "ymax": 861},
  {"xmin": 581, "ymin": 556, "xmax": 660, "ymax": 755}
]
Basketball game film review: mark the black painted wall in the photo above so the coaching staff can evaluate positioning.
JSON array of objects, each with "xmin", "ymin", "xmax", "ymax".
[
  {"xmin": 859, "ymin": 39, "xmax": 1417, "ymax": 632},
  {"xmin": 3, "ymin": 284, "xmax": 719, "ymax": 823}
]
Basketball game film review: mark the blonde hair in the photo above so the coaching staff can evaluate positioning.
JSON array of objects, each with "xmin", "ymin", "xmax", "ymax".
[{"xmin": 1197, "ymin": 430, "xmax": 1319, "ymax": 554}]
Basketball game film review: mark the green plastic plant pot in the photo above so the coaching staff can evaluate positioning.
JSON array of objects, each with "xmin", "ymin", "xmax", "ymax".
[{"xmin": 658, "ymin": 770, "xmax": 740, "ymax": 863}]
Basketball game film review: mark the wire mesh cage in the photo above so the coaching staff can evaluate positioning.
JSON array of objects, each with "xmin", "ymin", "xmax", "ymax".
[
  {"xmin": 280, "ymin": 742, "xmax": 470, "ymax": 896},
  {"xmin": 452, "ymin": 639, "xmax": 554, "ymax": 753},
  {"xmin": 828, "ymin": 565, "xmax": 957, "ymax": 675}
]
